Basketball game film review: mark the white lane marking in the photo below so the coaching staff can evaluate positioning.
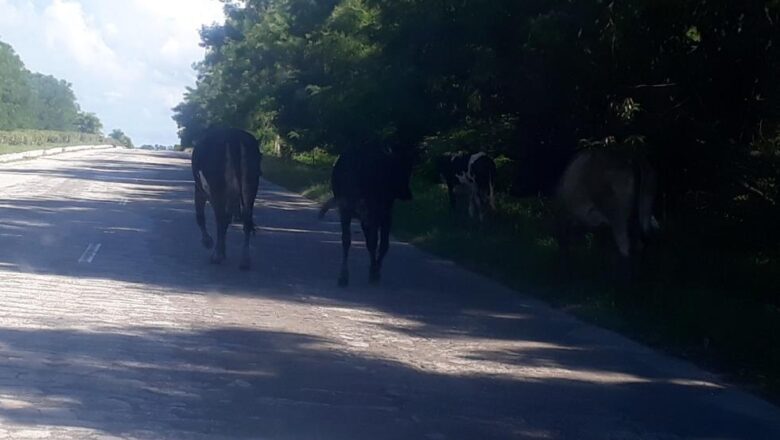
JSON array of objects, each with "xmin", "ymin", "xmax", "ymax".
[{"xmin": 78, "ymin": 243, "xmax": 102, "ymax": 263}]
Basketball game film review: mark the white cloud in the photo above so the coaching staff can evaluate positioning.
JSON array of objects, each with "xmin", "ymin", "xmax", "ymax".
[
  {"xmin": 42, "ymin": 0, "xmax": 128, "ymax": 80},
  {"xmin": 133, "ymin": 0, "xmax": 223, "ymax": 62},
  {"xmin": 160, "ymin": 37, "xmax": 182, "ymax": 57},
  {"xmin": 104, "ymin": 90, "xmax": 125, "ymax": 101},
  {"xmin": 0, "ymin": 0, "xmax": 225, "ymax": 145},
  {"xmin": 103, "ymin": 22, "xmax": 119, "ymax": 37},
  {"xmin": 132, "ymin": 0, "xmax": 223, "ymax": 28},
  {"xmin": 0, "ymin": 0, "xmax": 36, "ymax": 33},
  {"xmin": 155, "ymin": 85, "xmax": 186, "ymax": 108}
]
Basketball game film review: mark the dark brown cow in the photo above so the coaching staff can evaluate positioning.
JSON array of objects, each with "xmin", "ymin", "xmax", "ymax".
[
  {"xmin": 555, "ymin": 149, "xmax": 659, "ymax": 279},
  {"xmin": 191, "ymin": 128, "xmax": 262, "ymax": 270},
  {"xmin": 319, "ymin": 147, "xmax": 414, "ymax": 286}
]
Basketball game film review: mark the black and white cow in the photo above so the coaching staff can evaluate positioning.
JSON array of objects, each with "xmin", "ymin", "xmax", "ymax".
[
  {"xmin": 191, "ymin": 128, "xmax": 262, "ymax": 270},
  {"xmin": 555, "ymin": 148, "xmax": 659, "ymax": 279},
  {"xmin": 436, "ymin": 152, "xmax": 496, "ymax": 221},
  {"xmin": 319, "ymin": 147, "xmax": 414, "ymax": 286}
]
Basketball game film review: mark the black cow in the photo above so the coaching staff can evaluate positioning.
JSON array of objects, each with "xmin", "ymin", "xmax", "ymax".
[
  {"xmin": 191, "ymin": 128, "xmax": 262, "ymax": 270},
  {"xmin": 555, "ymin": 149, "xmax": 659, "ymax": 280},
  {"xmin": 319, "ymin": 147, "xmax": 414, "ymax": 286},
  {"xmin": 436, "ymin": 152, "xmax": 496, "ymax": 221}
]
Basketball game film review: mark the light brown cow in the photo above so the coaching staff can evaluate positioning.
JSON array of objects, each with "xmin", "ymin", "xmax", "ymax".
[{"xmin": 555, "ymin": 148, "xmax": 659, "ymax": 279}]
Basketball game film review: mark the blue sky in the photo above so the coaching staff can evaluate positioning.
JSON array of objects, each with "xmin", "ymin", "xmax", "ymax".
[{"xmin": 0, "ymin": 0, "xmax": 224, "ymax": 145}]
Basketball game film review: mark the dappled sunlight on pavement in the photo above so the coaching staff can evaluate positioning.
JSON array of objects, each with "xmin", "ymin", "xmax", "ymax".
[{"xmin": 0, "ymin": 149, "xmax": 777, "ymax": 439}]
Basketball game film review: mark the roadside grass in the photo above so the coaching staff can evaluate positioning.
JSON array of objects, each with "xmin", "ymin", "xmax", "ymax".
[
  {"xmin": 0, "ymin": 130, "xmax": 107, "ymax": 155},
  {"xmin": 261, "ymin": 153, "xmax": 780, "ymax": 402}
]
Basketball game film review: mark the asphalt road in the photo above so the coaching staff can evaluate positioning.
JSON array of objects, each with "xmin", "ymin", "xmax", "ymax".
[{"xmin": 0, "ymin": 149, "xmax": 778, "ymax": 440}]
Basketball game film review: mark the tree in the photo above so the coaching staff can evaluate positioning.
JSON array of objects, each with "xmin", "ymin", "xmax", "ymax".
[
  {"xmin": 28, "ymin": 73, "xmax": 80, "ymax": 130},
  {"xmin": 0, "ymin": 39, "xmax": 99, "ymax": 133},
  {"xmin": 75, "ymin": 112, "xmax": 103, "ymax": 135},
  {"xmin": 0, "ymin": 41, "xmax": 34, "ymax": 129},
  {"xmin": 108, "ymin": 129, "xmax": 133, "ymax": 148},
  {"xmin": 173, "ymin": 0, "xmax": 779, "ymax": 241}
]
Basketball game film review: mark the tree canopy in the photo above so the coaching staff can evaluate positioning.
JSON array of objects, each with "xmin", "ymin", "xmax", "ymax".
[
  {"xmin": 174, "ymin": 0, "xmax": 779, "ymax": 241},
  {"xmin": 0, "ymin": 40, "xmax": 103, "ymax": 134},
  {"xmin": 109, "ymin": 129, "xmax": 134, "ymax": 148}
]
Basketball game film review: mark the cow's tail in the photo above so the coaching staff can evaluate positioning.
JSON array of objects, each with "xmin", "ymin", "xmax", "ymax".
[
  {"xmin": 223, "ymin": 143, "xmax": 239, "ymax": 216},
  {"xmin": 318, "ymin": 197, "xmax": 338, "ymax": 220}
]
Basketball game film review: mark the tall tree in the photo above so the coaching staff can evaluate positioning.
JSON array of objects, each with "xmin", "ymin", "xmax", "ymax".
[
  {"xmin": 0, "ymin": 39, "xmax": 102, "ymax": 133},
  {"xmin": 0, "ymin": 41, "xmax": 34, "ymax": 129},
  {"xmin": 75, "ymin": 112, "xmax": 103, "ymax": 135},
  {"xmin": 28, "ymin": 74, "xmax": 80, "ymax": 130}
]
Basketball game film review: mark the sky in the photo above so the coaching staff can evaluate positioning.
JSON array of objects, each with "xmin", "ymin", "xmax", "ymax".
[{"xmin": 0, "ymin": 0, "xmax": 225, "ymax": 146}]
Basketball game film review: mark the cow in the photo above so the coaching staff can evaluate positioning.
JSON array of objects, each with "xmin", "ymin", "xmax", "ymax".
[
  {"xmin": 191, "ymin": 128, "xmax": 262, "ymax": 270},
  {"xmin": 554, "ymin": 148, "xmax": 659, "ymax": 280},
  {"xmin": 436, "ymin": 152, "xmax": 496, "ymax": 221},
  {"xmin": 318, "ymin": 146, "xmax": 414, "ymax": 286}
]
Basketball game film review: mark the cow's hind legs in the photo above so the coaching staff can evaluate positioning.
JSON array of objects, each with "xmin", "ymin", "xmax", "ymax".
[
  {"xmin": 338, "ymin": 206, "xmax": 353, "ymax": 287},
  {"xmin": 239, "ymin": 193, "xmax": 257, "ymax": 271},
  {"xmin": 210, "ymin": 198, "xmax": 229, "ymax": 264},
  {"xmin": 362, "ymin": 218, "xmax": 380, "ymax": 284},
  {"xmin": 373, "ymin": 212, "xmax": 392, "ymax": 284},
  {"xmin": 239, "ymin": 222, "xmax": 253, "ymax": 271},
  {"xmin": 195, "ymin": 186, "xmax": 214, "ymax": 249}
]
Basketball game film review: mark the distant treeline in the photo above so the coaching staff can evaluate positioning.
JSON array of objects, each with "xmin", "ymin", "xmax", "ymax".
[
  {"xmin": 0, "ymin": 40, "xmax": 103, "ymax": 134},
  {"xmin": 174, "ymin": 0, "xmax": 779, "ymax": 248}
]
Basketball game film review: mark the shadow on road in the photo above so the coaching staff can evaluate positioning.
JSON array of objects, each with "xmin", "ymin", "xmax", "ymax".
[
  {"xmin": 0, "ymin": 151, "xmax": 778, "ymax": 438},
  {"xmin": 0, "ymin": 325, "xmax": 770, "ymax": 439}
]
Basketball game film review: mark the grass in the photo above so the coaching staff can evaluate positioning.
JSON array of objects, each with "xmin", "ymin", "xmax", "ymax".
[
  {"xmin": 0, "ymin": 129, "xmax": 108, "ymax": 155},
  {"xmin": 261, "ymin": 153, "xmax": 780, "ymax": 403}
]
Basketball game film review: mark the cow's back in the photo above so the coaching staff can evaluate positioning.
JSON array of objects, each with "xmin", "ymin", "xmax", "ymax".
[
  {"xmin": 332, "ymin": 148, "xmax": 401, "ymax": 203},
  {"xmin": 556, "ymin": 150, "xmax": 635, "ymax": 228},
  {"xmin": 192, "ymin": 128, "xmax": 261, "ymax": 191}
]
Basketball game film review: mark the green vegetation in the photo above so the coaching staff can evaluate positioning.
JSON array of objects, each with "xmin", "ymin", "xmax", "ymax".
[
  {"xmin": 75, "ymin": 113, "xmax": 103, "ymax": 135},
  {"xmin": 109, "ymin": 129, "xmax": 134, "ymax": 149},
  {"xmin": 0, "ymin": 130, "xmax": 107, "ymax": 154},
  {"xmin": 262, "ymin": 153, "xmax": 780, "ymax": 401},
  {"xmin": 175, "ymin": 1, "xmax": 780, "ymax": 398},
  {"xmin": 0, "ymin": 40, "xmax": 103, "ymax": 134},
  {"xmin": 0, "ymin": 40, "xmax": 113, "ymax": 155}
]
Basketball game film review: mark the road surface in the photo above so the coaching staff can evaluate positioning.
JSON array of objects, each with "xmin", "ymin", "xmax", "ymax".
[{"xmin": 0, "ymin": 149, "xmax": 778, "ymax": 439}]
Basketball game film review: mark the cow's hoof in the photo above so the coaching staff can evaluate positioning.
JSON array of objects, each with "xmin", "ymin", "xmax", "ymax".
[
  {"xmin": 202, "ymin": 236, "xmax": 214, "ymax": 249},
  {"xmin": 210, "ymin": 253, "xmax": 224, "ymax": 265},
  {"xmin": 369, "ymin": 271, "xmax": 381, "ymax": 285},
  {"xmin": 337, "ymin": 276, "xmax": 349, "ymax": 287}
]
